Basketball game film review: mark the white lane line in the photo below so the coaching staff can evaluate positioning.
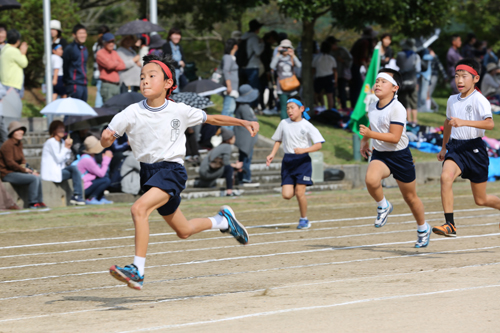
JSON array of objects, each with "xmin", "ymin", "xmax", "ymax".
[
  {"xmin": 116, "ymin": 284, "xmax": 500, "ymax": 332},
  {"xmin": 0, "ymin": 207, "xmax": 495, "ymax": 250},
  {"xmin": 2, "ymin": 232, "xmax": 499, "ymax": 284},
  {"xmin": 2, "ymin": 220, "xmax": 499, "ymax": 271}
]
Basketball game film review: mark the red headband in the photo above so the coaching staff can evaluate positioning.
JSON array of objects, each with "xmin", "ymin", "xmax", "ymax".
[
  {"xmin": 150, "ymin": 60, "xmax": 177, "ymax": 99},
  {"xmin": 455, "ymin": 64, "xmax": 478, "ymax": 76}
]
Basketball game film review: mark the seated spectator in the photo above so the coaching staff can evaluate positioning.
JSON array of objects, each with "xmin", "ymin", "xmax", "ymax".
[
  {"xmin": 196, "ymin": 128, "xmax": 242, "ymax": 196},
  {"xmin": 481, "ymin": 63, "xmax": 500, "ymax": 98},
  {"xmin": 108, "ymin": 133, "xmax": 130, "ymax": 187},
  {"xmin": 41, "ymin": 120, "xmax": 85, "ymax": 205},
  {"xmin": 198, "ymin": 123, "xmax": 219, "ymax": 150},
  {"xmin": 234, "ymin": 84, "xmax": 259, "ymax": 185},
  {"xmin": 0, "ymin": 82, "xmax": 8, "ymax": 146},
  {"xmin": 0, "ymin": 121, "xmax": 46, "ymax": 209},
  {"xmin": 185, "ymin": 127, "xmax": 200, "ymax": 166},
  {"xmin": 0, "ymin": 181, "xmax": 20, "ymax": 210},
  {"xmin": 147, "ymin": 34, "xmax": 165, "ymax": 57},
  {"xmin": 77, "ymin": 136, "xmax": 113, "ymax": 205},
  {"xmin": 69, "ymin": 128, "xmax": 90, "ymax": 162},
  {"xmin": 312, "ymin": 41, "xmax": 338, "ymax": 111},
  {"xmin": 96, "ymin": 33, "xmax": 126, "ymax": 103},
  {"xmin": 120, "ymin": 150, "xmax": 141, "ymax": 195}
]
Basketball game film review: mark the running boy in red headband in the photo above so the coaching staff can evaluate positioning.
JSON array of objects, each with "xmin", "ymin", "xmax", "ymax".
[
  {"xmin": 433, "ymin": 58, "xmax": 500, "ymax": 237},
  {"xmin": 101, "ymin": 55, "xmax": 259, "ymax": 290}
]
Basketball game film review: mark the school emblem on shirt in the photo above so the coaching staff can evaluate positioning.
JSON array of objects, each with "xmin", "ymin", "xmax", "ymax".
[
  {"xmin": 465, "ymin": 105, "xmax": 473, "ymax": 114},
  {"xmin": 171, "ymin": 119, "xmax": 181, "ymax": 142}
]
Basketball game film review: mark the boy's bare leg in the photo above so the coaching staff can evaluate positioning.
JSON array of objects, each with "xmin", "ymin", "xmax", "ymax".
[
  {"xmin": 440, "ymin": 160, "xmax": 462, "ymax": 213},
  {"xmin": 282, "ymin": 184, "xmax": 295, "ymax": 200},
  {"xmin": 295, "ymin": 184, "xmax": 307, "ymax": 218},
  {"xmin": 396, "ymin": 179, "xmax": 425, "ymax": 225},
  {"xmin": 470, "ymin": 181, "xmax": 500, "ymax": 209},
  {"xmin": 163, "ymin": 208, "xmax": 212, "ymax": 239},
  {"xmin": 365, "ymin": 160, "xmax": 391, "ymax": 202}
]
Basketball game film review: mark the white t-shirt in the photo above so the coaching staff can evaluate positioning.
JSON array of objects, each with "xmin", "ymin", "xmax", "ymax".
[
  {"xmin": 108, "ymin": 99, "xmax": 207, "ymax": 165},
  {"xmin": 367, "ymin": 98, "xmax": 409, "ymax": 152},
  {"xmin": 271, "ymin": 118, "xmax": 325, "ymax": 154},
  {"xmin": 312, "ymin": 53, "xmax": 337, "ymax": 78},
  {"xmin": 51, "ymin": 54, "xmax": 63, "ymax": 76},
  {"xmin": 446, "ymin": 90, "xmax": 492, "ymax": 140}
]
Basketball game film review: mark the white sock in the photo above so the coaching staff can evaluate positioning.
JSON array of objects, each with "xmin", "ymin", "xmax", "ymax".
[
  {"xmin": 209, "ymin": 214, "xmax": 228, "ymax": 230},
  {"xmin": 133, "ymin": 256, "xmax": 146, "ymax": 276},
  {"xmin": 377, "ymin": 197, "xmax": 388, "ymax": 208},
  {"xmin": 300, "ymin": 216, "xmax": 308, "ymax": 221},
  {"xmin": 417, "ymin": 222, "xmax": 428, "ymax": 232}
]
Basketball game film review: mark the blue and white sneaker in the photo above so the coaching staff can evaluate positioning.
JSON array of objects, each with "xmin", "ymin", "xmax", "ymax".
[
  {"xmin": 297, "ymin": 218, "xmax": 311, "ymax": 229},
  {"xmin": 86, "ymin": 197, "xmax": 103, "ymax": 205},
  {"xmin": 99, "ymin": 197, "xmax": 114, "ymax": 204},
  {"xmin": 109, "ymin": 264, "xmax": 144, "ymax": 290},
  {"xmin": 374, "ymin": 201, "xmax": 393, "ymax": 228},
  {"xmin": 415, "ymin": 223, "xmax": 431, "ymax": 248},
  {"xmin": 219, "ymin": 205, "xmax": 249, "ymax": 245}
]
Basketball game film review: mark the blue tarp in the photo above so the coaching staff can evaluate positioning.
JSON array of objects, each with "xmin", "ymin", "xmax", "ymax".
[
  {"xmin": 408, "ymin": 141, "xmax": 442, "ymax": 154},
  {"xmin": 488, "ymin": 157, "xmax": 500, "ymax": 182}
]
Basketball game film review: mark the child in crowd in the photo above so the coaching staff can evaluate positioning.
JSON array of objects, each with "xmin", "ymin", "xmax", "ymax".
[
  {"xmin": 312, "ymin": 41, "xmax": 337, "ymax": 111},
  {"xmin": 266, "ymin": 98, "xmax": 324, "ymax": 229},
  {"xmin": 101, "ymin": 55, "xmax": 259, "ymax": 290},
  {"xmin": 51, "ymin": 44, "xmax": 66, "ymax": 100},
  {"xmin": 359, "ymin": 68, "xmax": 430, "ymax": 248},
  {"xmin": 433, "ymin": 58, "xmax": 500, "ymax": 236}
]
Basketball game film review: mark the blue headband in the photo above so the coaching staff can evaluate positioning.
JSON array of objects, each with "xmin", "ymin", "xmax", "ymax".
[
  {"xmin": 53, "ymin": 44, "xmax": 62, "ymax": 50},
  {"xmin": 287, "ymin": 98, "xmax": 310, "ymax": 120}
]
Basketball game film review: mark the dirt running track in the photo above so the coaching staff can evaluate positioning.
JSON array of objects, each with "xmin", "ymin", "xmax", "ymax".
[{"xmin": 0, "ymin": 182, "xmax": 499, "ymax": 332}]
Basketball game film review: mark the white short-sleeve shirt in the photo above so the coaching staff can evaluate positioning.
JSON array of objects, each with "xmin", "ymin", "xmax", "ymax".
[
  {"xmin": 271, "ymin": 118, "xmax": 325, "ymax": 154},
  {"xmin": 368, "ymin": 98, "xmax": 409, "ymax": 152},
  {"xmin": 446, "ymin": 90, "xmax": 492, "ymax": 140},
  {"xmin": 107, "ymin": 99, "xmax": 207, "ymax": 165},
  {"xmin": 51, "ymin": 54, "xmax": 63, "ymax": 76},
  {"xmin": 312, "ymin": 54, "xmax": 337, "ymax": 78}
]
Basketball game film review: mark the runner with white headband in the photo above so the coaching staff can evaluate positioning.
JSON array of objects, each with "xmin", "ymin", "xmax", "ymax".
[{"xmin": 359, "ymin": 68, "xmax": 431, "ymax": 248}]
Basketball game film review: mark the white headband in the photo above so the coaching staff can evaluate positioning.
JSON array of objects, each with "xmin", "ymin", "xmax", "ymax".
[{"xmin": 376, "ymin": 72, "xmax": 398, "ymax": 99}]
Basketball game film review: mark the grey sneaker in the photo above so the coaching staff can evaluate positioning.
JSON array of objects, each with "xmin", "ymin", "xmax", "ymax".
[{"xmin": 374, "ymin": 201, "xmax": 393, "ymax": 228}]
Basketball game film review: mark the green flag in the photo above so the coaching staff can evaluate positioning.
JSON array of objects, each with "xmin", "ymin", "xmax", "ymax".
[{"xmin": 349, "ymin": 42, "xmax": 381, "ymax": 138}]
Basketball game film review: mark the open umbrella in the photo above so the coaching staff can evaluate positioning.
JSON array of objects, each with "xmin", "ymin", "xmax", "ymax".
[
  {"xmin": 103, "ymin": 92, "xmax": 144, "ymax": 110},
  {"xmin": 40, "ymin": 98, "xmax": 97, "ymax": 117},
  {"xmin": 0, "ymin": 0, "xmax": 21, "ymax": 11},
  {"xmin": 64, "ymin": 107, "xmax": 117, "ymax": 131},
  {"xmin": 171, "ymin": 92, "xmax": 214, "ymax": 109},
  {"xmin": 116, "ymin": 20, "xmax": 165, "ymax": 35},
  {"xmin": 182, "ymin": 79, "xmax": 226, "ymax": 96},
  {"xmin": 1, "ymin": 88, "xmax": 22, "ymax": 118}
]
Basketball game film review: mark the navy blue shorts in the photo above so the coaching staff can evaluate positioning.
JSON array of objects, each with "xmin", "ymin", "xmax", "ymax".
[
  {"xmin": 140, "ymin": 161, "xmax": 187, "ymax": 216},
  {"xmin": 371, "ymin": 146, "xmax": 416, "ymax": 183},
  {"xmin": 444, "ymin": 137, "xmax": 489, "ymax": 183},
  {"xmin": 281, "ymin": 153, "xmax": 313, "ymax": 186},
  {"xmin": 314, "ymin": 74, "xmax": 335, "ymax": 94}
]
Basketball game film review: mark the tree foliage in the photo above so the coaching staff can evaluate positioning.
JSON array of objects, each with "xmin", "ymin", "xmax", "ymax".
[
  {"xmin": 0, "ymin": 0, "xmax": 80, "ymax": 88},
  {"xmin": 454, "ymin": 0, "xmax": 500, "ymax": 49}
]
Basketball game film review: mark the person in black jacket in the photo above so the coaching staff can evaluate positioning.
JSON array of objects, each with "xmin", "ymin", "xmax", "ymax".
[
  {"xmin": 161, "ymin": 27, "xmax": 185, "ymax": 92},
  {"xmin": 63, "ymin": 24, "xmax": 88, "ymax": 102}
]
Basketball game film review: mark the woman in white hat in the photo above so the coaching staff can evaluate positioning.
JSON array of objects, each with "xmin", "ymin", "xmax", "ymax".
[{"xmin": 50, "ymin": 20, "xmax": 67, "ymax": 50}]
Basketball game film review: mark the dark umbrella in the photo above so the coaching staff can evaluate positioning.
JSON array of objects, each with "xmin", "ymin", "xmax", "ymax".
[
  {"xmin": 116, "ymin": 20, "xmax": 165, "ymax": 35},
  {"xmin": 64, "ymin": 107, "xmax": 117, "ymax": 131},
  {"xmin": 103, "ymin": 92, "xmax": 145, "ymax": 110},
  {"xmin": 171, "ymin": 92, "xmax": 214, "ymax": 109},
  {"xmin": 0, "ymin": 0, "xmax": 21, "ymax": 10},
  {"xmin": 182, "ymin": 79, "xmax": 227, "ymax": 96}
]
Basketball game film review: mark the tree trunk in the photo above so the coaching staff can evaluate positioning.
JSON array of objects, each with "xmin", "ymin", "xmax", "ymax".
[{"xmin": 301, "ymin": 19, "xmax": 316, "ymax": 110}]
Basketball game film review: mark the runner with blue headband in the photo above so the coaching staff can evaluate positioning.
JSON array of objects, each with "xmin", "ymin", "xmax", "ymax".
[{"xmin": 286, "ymin": 98, "xmax": 311, "ymax": 120}]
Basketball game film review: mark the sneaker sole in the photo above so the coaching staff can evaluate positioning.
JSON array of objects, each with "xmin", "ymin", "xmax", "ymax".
[
  {"xmin": 432, "ymin": 227, "xmax": 457, "ymax": 237},
  {"xmin": 70, "ymin": 200, "xmax": 86, "ymax": 206},
  {"xmin": 374, "ymin": 203, "xmax": 393, "ymax": 228},
  {"xmin": 109, "ymin": 265, "xmax": 143, "ymax": 290},
  {"xmin": 297, "ymin": 224, "xmax": 311, "ymax": 229},
  {"xmin": 221, "ymin": 205, "xmax": 249, "ymax": 245}
]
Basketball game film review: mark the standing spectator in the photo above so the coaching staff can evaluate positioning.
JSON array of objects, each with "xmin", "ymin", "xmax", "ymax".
[
  {"xmin": 328, "ymin": 36, "xmax": 352, "ymax": 110},
  {"xmin": 350, "ymin": 27, "xmax": 377, "ymax": 108},
  {"xmin": 0, "ymin": 29, "xmax": 28, "ymax": 97},
  {"xmin": 417, "ymin": 48, "xmax": 434, "ymax": 113},
  {"xmin": 50, "ymin": 20, "xmax": 68, "ymax": 50},
  {"xmin": 77, "ymin": 136, "xmax": 113, "ymax": 205},
  {"xmin": 147, "ymin": 34, "xmax": 165, "ymax": 57},
  {"xmin": 446, "ymin": 34, "xmax": 462, "ymax": 94},
  {"xmin": 0, "ymin": 24, "xmax": 7, "ymax": 50},
  {"xmin": 239, "ymin": 19, "xmax": 264, "ymax": 107},
  {"xmin": 462, "ymin": 33, "xmax": 476, "ymax": 59},
  {"xmin": 63, "ymin": 24, "xmax": 88, "ymax": 101},
  {"xmin": 185, "ymin": 127, "xmax": 200, "ymax": 166},
  {"xmin": 221, "ymin": 38, "xmax": 239, "ymax": 127},
  {"xmin": 96, "ymin": 33, "xmax": 126, "ymax": 103},
  {"xmin": 0, "ymin": 121, "xmax": 46, "ymax": 209},
  {"xmin": 482, "ymin": 45, "xmax": 498, "ymax": 70},
  {"xmin": 197, "ymin": 128, "xmax": 243, "ymax": 196},
  {"xmin": 397, "ymin": 38, "xmax": 420, "ymax": 125},
  {"xmin": 259, "ymin": 31, "xmax": 278, "ymax": 113},
  {"xmin": 117, "ymin": 35, "xmax": 141, "ymax": 93},
  {"xmin": 161, "ymin": 28, "xmax": 185, "ymax": 92},
  {"xmin": 92, "ymin": 25, "xmax": 110, "ymax": 108},
  {"xmin": 380, "ymin": 33, "xmax": 393, "ymax": 68},
  {"xmin": 0, "ymin": 83, "xmax": 8, "ymax": 146},
  {"xmin": 41, "ymin": 120, "xmax": 84, "ymax": 205},
  {"xmin": 51, "ymin": 44, "xmax": 66, "ymax": 100},
  {"xmin": 234, "ymin": 84, "xmax": 259, "ymax": 185},
  {"xmin": 270, "ymin": 39, "xmax": 302, "ymax": 119},
  {"xmin": 312, "ymin": 41, "xmax": 338, "ymax": 111},
  {"xmin": 481, "ymin": 63, "xmax": 500, "ymax": 98},
  {"xmin": 428, "ymin": 48, "xmax": 448, "ymax": 111},
  {"xmin": 137, "ymin": 36, "xmax": 149, "ymax": 64}
]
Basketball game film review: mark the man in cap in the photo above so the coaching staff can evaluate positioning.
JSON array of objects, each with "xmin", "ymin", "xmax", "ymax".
[{"xmin": 96, "ymin": 32, "xmax": 126, "ymax": 103}]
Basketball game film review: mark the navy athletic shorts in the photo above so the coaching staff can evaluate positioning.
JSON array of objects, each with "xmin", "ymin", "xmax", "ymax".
[
  {"xmin": 371, "ymin": 146, "xmax": 416, "ymax": 183},
  {"xmin": 314, "ymin": 74, "xmax": 335, "ymax": 94},
  {"xmin": 140, "ymin": 161, "xmax": 187, "ymax": 216},
  {"xmin": 281, "ymin": 153, "xmax": 313, "ymax": 186},
  {"xmin": 444, "ymin": 137, "xmax": 489, "ymax": 183}
]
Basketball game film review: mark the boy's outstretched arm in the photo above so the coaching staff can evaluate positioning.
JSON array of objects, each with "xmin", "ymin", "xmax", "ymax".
[
  {"xmin": 266, "ymin": 141, "xmax": 281, "ymax": 166},
  {"xmin": 101, "ymin": 128, "xmax": 117, "ymax": 148},
  {"xmin": 206, "ymin": 114, "xmax": 259, "ymax": 137}
]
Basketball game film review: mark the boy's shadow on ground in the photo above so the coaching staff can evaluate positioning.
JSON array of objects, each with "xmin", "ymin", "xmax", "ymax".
[
  {"xmin": 305, "ymin": 244, "xmax": 442, "ymax": 257},
  {"xmin": 45, "ymin": 295, "xmax": 152, "ymax": 310}
]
